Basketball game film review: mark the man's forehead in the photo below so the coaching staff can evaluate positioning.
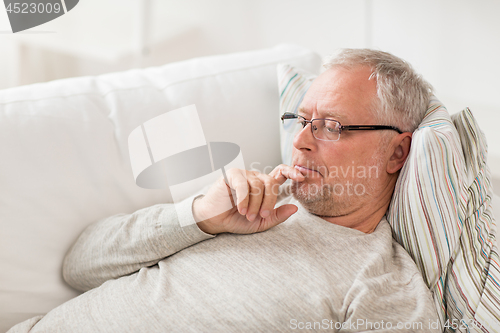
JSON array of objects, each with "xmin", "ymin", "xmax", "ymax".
[
  {"xmin": 298, "ymin": 66, "xmax": 377, "ymax": 123},
  {"xmin": 297, "ymin": 105, "xmax": 348, "ymax": 122}
]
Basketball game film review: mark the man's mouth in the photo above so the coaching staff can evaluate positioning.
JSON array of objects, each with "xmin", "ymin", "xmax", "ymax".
[{"xmin": 294, "ymin": 165, "xmax": 322, "ymax": 177}]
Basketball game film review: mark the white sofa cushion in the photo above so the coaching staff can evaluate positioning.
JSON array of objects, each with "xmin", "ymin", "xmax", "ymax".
[{"xmin": 0, "ymin": 44, "xmax": 321, "ymax": 332}]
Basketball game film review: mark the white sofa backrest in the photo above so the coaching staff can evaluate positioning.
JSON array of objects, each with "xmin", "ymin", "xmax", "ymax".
[{"xmin": 0, "ymin": 45, "xmax": 322, "ymax": 332}]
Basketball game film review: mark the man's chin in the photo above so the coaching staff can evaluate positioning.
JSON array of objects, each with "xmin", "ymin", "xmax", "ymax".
[
  {"xmin": 291, "ymin": 181, "xmax": 325, "ymax": 205},
  {"xmin": 290, "ymin": 181, "xmax": 351, "ymax": 217}
]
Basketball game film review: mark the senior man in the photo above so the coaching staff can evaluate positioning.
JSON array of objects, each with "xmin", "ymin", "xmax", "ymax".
[{"xmin": 9, "ymin": 49, "xmax": 441, "ymax": 333}]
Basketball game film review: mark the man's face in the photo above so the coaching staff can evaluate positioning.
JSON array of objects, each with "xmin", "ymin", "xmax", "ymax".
[{"xmin": 291, "ymin": 65, "xmax": 390, "ymax": 217}]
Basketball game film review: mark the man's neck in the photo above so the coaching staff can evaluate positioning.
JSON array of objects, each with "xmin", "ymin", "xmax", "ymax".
[
  {"xmin": 318, "ymin": 202, "xmax": 390, "ymax": 233},
  {"xmin": 317, "ymin": 180, "xmax": 396, "ymax": 234}
]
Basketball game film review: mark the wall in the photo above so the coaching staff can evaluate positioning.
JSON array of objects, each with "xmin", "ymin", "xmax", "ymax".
[{"xmin": 370, "ymin": 0, "xmax": 500, "ymax": 187}]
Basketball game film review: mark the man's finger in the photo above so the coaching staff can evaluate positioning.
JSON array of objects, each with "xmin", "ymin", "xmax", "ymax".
[
  {"xmin": 225, "ymin": 169, "xmax": 249, "ymax": 215},
  {"xmin": 255, "ymin": 174, "xmax": 280, "ymax": 219},
  {"xmin": 270, "ymin": 164, "xmax": 305, "ymax": 185},
  {"xmin": 245, "ymin": 176, "xmax": 265, "ymax": 221}
]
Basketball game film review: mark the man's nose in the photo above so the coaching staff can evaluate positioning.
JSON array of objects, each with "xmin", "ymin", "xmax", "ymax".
[{"xmin": 293, "ymin": 123, "xmax": 317, "ymax": 152}]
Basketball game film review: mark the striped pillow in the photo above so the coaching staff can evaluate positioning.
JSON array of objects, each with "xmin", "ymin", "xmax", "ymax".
[
  {"xmin": 449, "ymin": 108, "xmax": 499, "ymax": 330},
  {"xmin": 388, "ymin": 100, "xmax": 466, "ymax": 290},
  {"xmin": 277, "ymin": 64, "xmax": 316, "ymax": 166},
  {"xmin": 387, "ymin": 100, "xmax": 500, "ymax": 330}
]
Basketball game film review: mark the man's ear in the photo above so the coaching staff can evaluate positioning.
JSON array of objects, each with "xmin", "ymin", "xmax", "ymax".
[{"xmin": 386, "ymin": 133, "xmax": 412, "ymax": 174}]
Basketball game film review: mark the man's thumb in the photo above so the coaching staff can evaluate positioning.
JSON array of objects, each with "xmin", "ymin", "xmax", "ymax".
[{"xmin": 272, "ymin": 204, "xmax": 298, "ymax": 225}]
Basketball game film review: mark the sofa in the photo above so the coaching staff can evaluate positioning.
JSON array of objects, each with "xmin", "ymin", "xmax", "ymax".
[{"xmin": 1, "ymin": 44, "xmax": 498, "ymax": 332}]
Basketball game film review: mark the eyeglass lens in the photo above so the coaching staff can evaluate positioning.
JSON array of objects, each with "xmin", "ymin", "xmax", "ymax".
[{"xmin": 282, "ymin": 116, "xmax": 341, "ymax": 141}]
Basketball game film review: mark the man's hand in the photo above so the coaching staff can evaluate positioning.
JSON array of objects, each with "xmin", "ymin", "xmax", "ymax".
[{"xmin": 193, "ymin": 165, "xmax": 305, "ymax": 235}]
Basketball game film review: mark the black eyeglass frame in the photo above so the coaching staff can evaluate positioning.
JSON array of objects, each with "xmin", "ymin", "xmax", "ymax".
[{"xmin": 281, "ymin": 112, "xmax": 403, "ymax": 141}]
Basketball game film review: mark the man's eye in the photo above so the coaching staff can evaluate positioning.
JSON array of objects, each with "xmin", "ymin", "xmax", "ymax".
[
  {"xmin": 325, "ymin": 126, "xmax": 336, "ymax": 133},
  {"xmin": 298, "ymin": 119, "xmax": 307, "ymax": 127}
]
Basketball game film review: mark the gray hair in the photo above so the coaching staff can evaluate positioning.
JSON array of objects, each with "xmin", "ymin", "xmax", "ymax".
[{"xmin": 323, "ymin": 49, "xmax": 434, "ymax": 132}]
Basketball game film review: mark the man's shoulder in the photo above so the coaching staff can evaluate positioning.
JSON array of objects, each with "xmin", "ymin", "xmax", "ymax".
[{"xmin": 367, "ymin": 218, "xmax": 425, "ymax": 275}]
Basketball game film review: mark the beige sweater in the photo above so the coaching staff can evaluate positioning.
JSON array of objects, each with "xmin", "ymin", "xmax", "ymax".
[{"xmin": 9, "ymin": 194, "xmax": 441, "ymax": 332}]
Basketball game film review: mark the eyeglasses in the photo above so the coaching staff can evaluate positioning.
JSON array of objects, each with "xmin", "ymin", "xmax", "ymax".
[{"xmin": 281, "ymin": 112, "xmax": 403, "ymax": 142}]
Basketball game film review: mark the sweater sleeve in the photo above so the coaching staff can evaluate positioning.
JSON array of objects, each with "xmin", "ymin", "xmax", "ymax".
[{"xmin": 62, "ymin": 195, "xmax": 215, "ymax": 292}]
